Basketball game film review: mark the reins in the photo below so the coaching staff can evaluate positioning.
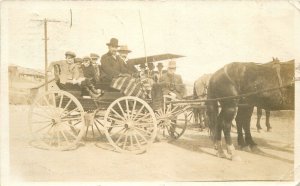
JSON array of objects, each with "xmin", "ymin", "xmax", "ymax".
[{"xmin": 167, "ymin": 81, "xmax": 295, "ymax": 104}]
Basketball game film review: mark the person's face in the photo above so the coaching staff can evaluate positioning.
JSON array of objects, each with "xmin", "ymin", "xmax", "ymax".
[
  {"xmin": 83, "ymin": 60, "xmax": 90, "ymax": 67},
  {"xmin": 66, "ymin": 55, "xmax": 74, "ymax": 64},
  {"xmin": 168, "ymin": 67, "xmax": 176, "ymax": 75},
  {"xmin": 158, "ymin": 66, "xmax": 163, "ymax": 71},
  {"xmin": 119, "ymin": 52, "xmax": 128, "ymax": 61},
  {"xmin": 149, "ymin": 65, "xmax": 154, "ymax": 71},
  {"xmin": 109, "ymin": 46, "xmax": 118, "ymax": 55},
  {"xmin": 91, "ymin": 58, "xmax": 98, "ymax": 65}
]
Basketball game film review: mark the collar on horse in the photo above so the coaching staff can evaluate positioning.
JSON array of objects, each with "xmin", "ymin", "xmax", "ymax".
[{"xmin": 223, "ymin": 61, "xmax": 287, "ymax": 104}]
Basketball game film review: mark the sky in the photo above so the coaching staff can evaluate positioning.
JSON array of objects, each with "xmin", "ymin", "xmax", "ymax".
[{"xmin": 2, "ymin": 1, "xmax": 300, "ymax": 85}]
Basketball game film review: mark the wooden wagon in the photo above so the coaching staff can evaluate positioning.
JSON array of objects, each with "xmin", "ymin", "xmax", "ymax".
[{"xmin": 27, "ymin": 76, "xmax": 193, "ymax": 154}]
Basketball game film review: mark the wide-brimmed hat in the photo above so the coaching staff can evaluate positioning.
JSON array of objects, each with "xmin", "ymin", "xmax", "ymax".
[
  {"xmin": 65, "ymin": 51, "xmax": 76, "ymax": 58},
  {"xmin": 106, "ymin": 38, "xmax": 119, "ymax": 47},
  {"xmin": 83, "ymin": 56, "xmax": 91, "ymax": 61},
  {"xmin": 157, "ymin": 63, "xmax": 164, "ymax": 68},
  {"xmin": 118, "ymin": 45, "xmax": 132, "ymax": 53},
  {"xmin": 168, "ymin": 60, "xmax": 176, "ymax": 68},
  {"xmin": 90, "ymin": 53, "xmax": 100, "ymax": 59}
]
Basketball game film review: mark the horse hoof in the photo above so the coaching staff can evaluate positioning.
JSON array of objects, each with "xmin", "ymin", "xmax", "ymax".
[
  {"xmin": 267, "ymin": 128, "xmax": 272, "ymax": 132},
  {"xmin": 216, "ymin": 152, "xmax": 226, "ymax": 158},
  {"xmin": 241, "ymin": 146, "xmax": 251, "ymax": 152},
  {"xmin": 231, "ymin": 155, "xmax": 242, "ymax": 161},
  {"xmin": 250, "ymin": 145, "xmax": 261, "ymax": 153}
]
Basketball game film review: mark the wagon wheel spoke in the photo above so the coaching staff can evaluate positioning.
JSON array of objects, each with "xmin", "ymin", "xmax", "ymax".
[
  {"xmin": 168, "ymin": 120, "xmax": 187, "ymax": 139},
  {"xmin": 133, "ymin": 113, "xmax": 151, "ymax": 123},
  {"xmin": 133, "ymin": 133, "xmax": 142, "ymax": 148},
  {"xmin": 131, "ymin": 99, "xmax": 137, "ymax": 119},
  {"xmin": 103, "ymin": 96, "xmax": 157, "ymax": 154},
  {"xmin": 94, "ymin": 119, "xmax": 104, "ymax": 136},
  {"xmin": 60, "ymin": 130, "xmax": 71, "ymax": 145},
  {"xmin": 107, "ymin": 116, "xmax": 125, "ymax": 125},
  {"xmin": 133, "ymin": 126, "xmax": 153, "ymax": 136},
  {"xmin": 133, "ymin": 129, "xmax": 148, "ymax": 144},
  {"xmin": 29, "ymin": 91, "xmax": 85, "ymax": 151},
  {"xmin": 125, "ymin": 99, "xmax": 130, "ymax": 118},
  {"xmin": 34, "ymin": 123, "xmax": 53, "ymax": 134},
  {"xmin": 132, "ymin": 105, "xmax": 145, "ymax": 121},
  {"xmin": 33, "ymin": 102, "xmax": 55, "ymax": 118},
  {"xmin": 41, "ymin": 95, "xmax": 57, "ymax": 116},
  {"xmin": 61, "ymin": 107, "xmax": 81, "ymax": 119},
  {"xmin": 117, "ymin": 102, "xmax": 127, "ymax": 119},
  {"xmin": 110, "ymin": 108, "xmax": 125, "ymax": 121}
]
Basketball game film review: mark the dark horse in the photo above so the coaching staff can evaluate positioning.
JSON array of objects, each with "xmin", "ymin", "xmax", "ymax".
[{"xmin": 207, "ymin": 58, "xmax": 294, "ymax": 161}]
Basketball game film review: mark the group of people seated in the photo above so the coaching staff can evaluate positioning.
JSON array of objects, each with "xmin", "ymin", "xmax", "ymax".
[{"xmin": 47, "ymin": 37, "xmax": 186, "ymax": 99}]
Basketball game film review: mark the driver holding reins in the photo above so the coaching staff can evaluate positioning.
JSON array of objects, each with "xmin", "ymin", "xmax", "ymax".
[{"xmin": 159, "ymin": 60, "xmax": 186, "ymax": 99}]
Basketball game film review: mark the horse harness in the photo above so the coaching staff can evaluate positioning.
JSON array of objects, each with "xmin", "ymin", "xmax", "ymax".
[{"xmin": 223, "ymin": 62, "xmax": 286, "ymax": 104}]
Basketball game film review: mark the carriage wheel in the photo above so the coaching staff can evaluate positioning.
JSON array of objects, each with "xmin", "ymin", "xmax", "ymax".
[
  {"xmin": 28, "ymin": 90, "xmax": 85, "ymax": 151},
  {"xmin": 103, "ymin": 96, "xmax": 157, "ymax": 154},
  {"xmin": 185, "ymin": 106, "xmax": 208, "ymax": 129},
  {"xmin": 83, "ymin": 109, "xmax": 106, "ymax": 140},
  {"xmin": 155, "ymin": 95, "xmax": 187, "ymax": 140}
]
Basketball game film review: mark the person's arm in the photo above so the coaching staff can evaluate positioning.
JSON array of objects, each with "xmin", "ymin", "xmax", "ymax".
[
  {"xmin": 176, "ymin": 75, "xmax": 186, "ymax": 97},
  {"xmin": 159, "ymin": 76, "xmax": 171, "ymax": 95},
  {"xmin": 48, "ymin": 61, "xmax": 61, "ymax": 72}
]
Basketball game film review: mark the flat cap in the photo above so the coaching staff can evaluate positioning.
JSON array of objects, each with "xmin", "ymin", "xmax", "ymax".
[
  {"xmin": 83, "ymin": 56, "xmax": 91, "ymax": 61},
  {"xmin": 65, "ymin": 51, "xmax": 76, "ymax": 58},
  {"xmin": 90, "ymin": 53, "xmax": 100, "ymax": 59}
]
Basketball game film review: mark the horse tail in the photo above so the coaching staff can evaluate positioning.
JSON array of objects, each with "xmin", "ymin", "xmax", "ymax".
[{"xmin": 206, "ymin": 79, "xmax": 219, "ymax": 141}]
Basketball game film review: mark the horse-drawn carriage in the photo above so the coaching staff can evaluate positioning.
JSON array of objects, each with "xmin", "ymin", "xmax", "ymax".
[
  {"xmin": 28, "ymin": 57, "xmax": 294, "ymax": 159},
  {"xmin": 28, "ymin": 75, "xmax": 201, "ymax": 154},
  {"xmin": 28, "ymin": 53, "xmax": 205, "ymax": 154}
]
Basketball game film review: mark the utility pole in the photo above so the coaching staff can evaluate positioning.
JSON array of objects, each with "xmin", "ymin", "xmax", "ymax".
[
  {"xmin": 44, "ymin": 19, "xmax": 48, "ymax": 91},
  {"xmin": 31, "ymin": 18, "xmax": 67, "ymax": 91}
]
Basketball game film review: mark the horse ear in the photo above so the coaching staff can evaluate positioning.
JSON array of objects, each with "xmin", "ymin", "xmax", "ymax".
[{"xmin": 272, "ymin": 57, "xmax": 275, "ymax": 61}]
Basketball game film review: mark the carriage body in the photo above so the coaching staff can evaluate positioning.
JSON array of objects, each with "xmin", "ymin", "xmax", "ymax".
[{"xmin": 28, "ymin": 76, "xmax": 194, "ymax": 154}]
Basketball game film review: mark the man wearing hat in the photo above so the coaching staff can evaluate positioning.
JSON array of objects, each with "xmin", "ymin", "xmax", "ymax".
[
  {"xmin": 146, "ymin": 62, "xmax": 156, "ymax": 80},
  {"xmin": 100, "ymin": 38, "xmax": 129, "ymax": 83},
  {"xmin": 157, "ymin": 63, "xmax": 166, "ymax": 81},
  {"xmin": 118, "ymin": 45, "xmax": 138, "ymax": 74},
  {"xmin": 90, "ymin": 53, "xmax": 101, "ymax": 82},
  {"xmin": 48, "ymin": 51, "xmax": 77, "ymax": 87},
  {"xmin": 159, "ymin": 60, "xmax": 186, "ymax": 99}
]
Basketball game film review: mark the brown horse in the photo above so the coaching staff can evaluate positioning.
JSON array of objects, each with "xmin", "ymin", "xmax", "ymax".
[{"xmin": 206, "ymin": 58, "xmax": 294, "ymax": 161}]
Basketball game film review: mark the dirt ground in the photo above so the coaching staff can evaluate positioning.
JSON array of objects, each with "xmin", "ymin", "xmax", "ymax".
[{"xmin": 9, "ymin": 105, "xmax": 294, "ymax": 182}]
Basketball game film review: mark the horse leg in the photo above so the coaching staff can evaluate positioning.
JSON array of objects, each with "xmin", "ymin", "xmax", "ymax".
[
  {"xmin": 192, "ymin": 108, "xmax": 199, "ymax": 125},
  {"xmin": 215, "ymin": 111, "xmax": 226, "ymax": 158},
  {"xmin": 222, "ymin": 106, "xmax": 241, "ymax": 161},
  {"xmin": 265, "ymin": 110, "xmax": 272, "ymax": 132},
  {"xmin": 235, "ymin": 106, "xmax": 247, "ymax": 149},
  {"xmin": 256, "ymin": 107, "xmax": 263, "ymax": 132},
  {"xmin": 199, "ymin": 108, "xmax": 206, "ymax": 129},
  {"xmin": 241, "ymin": 106, "xmax": 258, "ymax": 151}
]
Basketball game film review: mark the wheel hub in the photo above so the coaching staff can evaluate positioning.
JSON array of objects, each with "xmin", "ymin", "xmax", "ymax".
[{"xmin": 124, "ymin": 120, "xmax": 134, "ymax": 129}]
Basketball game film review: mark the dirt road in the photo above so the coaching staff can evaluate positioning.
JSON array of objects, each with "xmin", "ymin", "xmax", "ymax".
[{"xmin": 9, "ymin": 105, "xmax": 294, "ymax": 182}]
